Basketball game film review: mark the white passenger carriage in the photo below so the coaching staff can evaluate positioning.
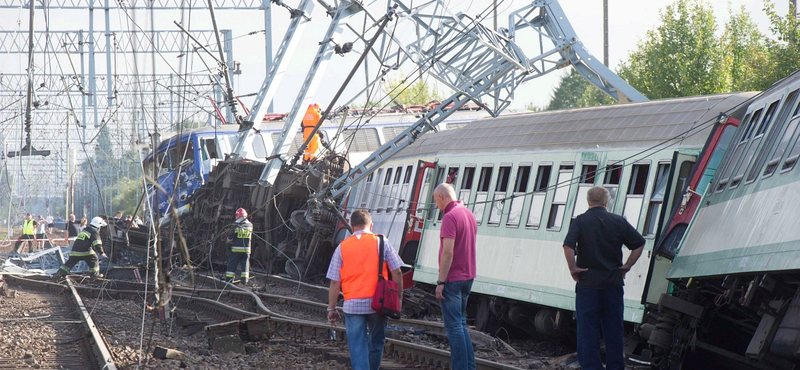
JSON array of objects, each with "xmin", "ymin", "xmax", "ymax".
[{"xmin": 348, "ymin": 93, "xmax": 754, "ymax": 336}]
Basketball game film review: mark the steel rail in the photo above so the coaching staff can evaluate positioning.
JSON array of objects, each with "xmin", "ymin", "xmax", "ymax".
[
  {"xmin": 97, "ymin": 274, "xmax": 499, "ymax": 348},
  {"xmin": 7, "ymin": 275, "xmax": 523, "ymax": 370},
  {"xmin": 2, "ymin": 275, "xmax": 118, "ymax": 370}
]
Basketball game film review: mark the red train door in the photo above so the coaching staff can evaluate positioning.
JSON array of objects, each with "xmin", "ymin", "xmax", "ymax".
[{"xmin": 397, "ymin": 160, "xmax": 440, "ymax": 287}]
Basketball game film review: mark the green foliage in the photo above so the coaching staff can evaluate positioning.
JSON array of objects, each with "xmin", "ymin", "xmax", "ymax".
[
  {"xmin": 109, "ymin": 176, "xmax": 143, "ymax": 215},
  {"xmin": 618, "ymin": 0, "xmax": 723, "ymax": 99},
  {"xmin": 383, "ymin": 74, "xmax": 441, "ymax": 106},
  {"xmin": 544, "ymin": 0, "xmax": 797, "ymax": 111},
  {"xmin": 720, "ymin": 6, "xmax": 771, "ymax": 91},
  {"xmin": 546, "ymin": 69, "xmax": 593, "ymax": 110},
  {"xmin": 543, "ymin": 69, "xmax": 616, "ymax": 111},
  {"xmin": 762, "ymin": 0, "xmax": 800, "ymax": 88}
]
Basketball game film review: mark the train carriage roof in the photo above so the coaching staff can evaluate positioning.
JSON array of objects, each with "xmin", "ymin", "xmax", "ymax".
[{"xmin": 395, "ymin": 92, "xmax": 757, "ymax": 159}]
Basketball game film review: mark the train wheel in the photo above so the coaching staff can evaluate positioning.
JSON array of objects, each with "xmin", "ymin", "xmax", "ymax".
[{"xmin": 285, "ymin": 258, "xmax": 307, "ymax": 280}]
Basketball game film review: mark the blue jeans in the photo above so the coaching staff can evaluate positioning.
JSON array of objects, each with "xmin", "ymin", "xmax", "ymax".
[
  {"xmin": 344, "ymin": 312, "xmax": 387, "ymax": 370},
  {"xmin": 440, "ymin": 279, "xmax": 475, "ymax": 370},
  {"xmin": 575, "ymin": 284, "xmax": 625, "ymax": 370}
]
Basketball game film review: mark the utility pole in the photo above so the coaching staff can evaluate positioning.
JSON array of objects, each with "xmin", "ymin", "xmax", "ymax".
[{"xmin": 603, "ymin": 0, "xmax": 609, "ymax": 67}]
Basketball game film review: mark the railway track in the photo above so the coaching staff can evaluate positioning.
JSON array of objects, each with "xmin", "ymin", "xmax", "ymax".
[
  {"xmin": 112, "ymin": 272, "xmax": 500, "ymax": 347},
  {"xmin": 21, "ymin": 274, "xmax": 533, "ymax": 369},
  {"xmin": 0, "ymin": 274, "xmax": 117, "ymax": 370}
]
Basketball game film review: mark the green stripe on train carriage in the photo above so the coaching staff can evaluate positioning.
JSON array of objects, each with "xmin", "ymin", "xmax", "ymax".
[
  {"xmin": 414, "ymin": 266, "xmax": 647, "ymax": 323},
  {"xmin": 669, "ymin": 240, "xmax": 800, "ymax": 279}
]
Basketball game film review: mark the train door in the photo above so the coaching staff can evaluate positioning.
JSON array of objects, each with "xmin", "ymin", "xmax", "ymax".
[
  {"xmin": 642, "ymin": 152, "xmax": 697, "ymax": 304},
  {"xmin": 397, "ymin": 160, "xmax": 439, "ymax": 286}
]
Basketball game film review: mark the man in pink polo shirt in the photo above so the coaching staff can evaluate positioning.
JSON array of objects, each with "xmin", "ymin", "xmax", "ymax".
[{"xmin": 433, "ymin": 183, "xmax": 477, "ymax": 370}]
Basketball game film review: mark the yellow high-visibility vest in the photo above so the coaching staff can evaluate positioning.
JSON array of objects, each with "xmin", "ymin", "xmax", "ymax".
[{"xmin": 22, "ymin": 220, "xmax": 35, "ymax": 235}]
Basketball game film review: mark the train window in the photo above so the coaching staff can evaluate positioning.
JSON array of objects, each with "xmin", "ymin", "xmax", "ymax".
[
  {"xmin": 446, "ymin": 167, "xmax": 459, "ymax": 187},
  {"xmin": 393, "ymin": 167, "xmax": 403, "ymax": 184},
  {"xmin": 782, "ymin": 130, "xmax": 800, "ymax": 172},
  {"xmin": 732, "ymin": 101, "xmax": 779, "ymax": 186},
  {"xmin": 397, "ymin": 165, "xmax": 414, "ymax": 212},
  {"xmin": 377, "ymin": 168, "xmax": 394, "ymax": 212},
  {"xmin": 766, "ymin": 116, "xmax": 800, "ymax": 176},
  {"xmin": 488, "ymin": 166, "xmax": 512, "ymax": 225},
  {"xmin": 388, "ymin": 166, "xmax": 403, "ymax": 211},
  {"xmin": 643, "ymin": 163, "xmax": 671, "ymax": 237},
  {"xmin": 200, "ymin": 138, "xmax": 219, "ymax": 160},
  {"xmin": 167, "ymin": 142, "xmax": 194, "ymax": 170},
  {"xmin": 417, "ymin": 168, "xmax": 431, "ymax": 215},
  {"xmin": 572, "ymin": 164, "xmax": 598, "ymax": 218},
  {"xmin": 507, "ymin": 165, "xmax": 531, "ymax": 227},
  {"xmin": 579, "ymin": 164, "xmax": 598, "ymax": 184},
  {"xmin": 459, "ymin": 166, "xmax": 476, "ymax": 203},
  {"xmin": 474, "ymin": 166, "xmax": 494, "ymax": 225},
  {"xmin": 526, "ymin": 164, "xmax": 552, "ymax": 228},
  {"xmin": 603, "ymin": 163, "xmax": 623, "ymax": 213},
  {"xmin": 751, "ymin": 92, "xmax": 799, "ymax": 182},
  {"xmin": 623, "ymin": 163, "xmax": 650, "ymax": 229},
  {"xmin": 716, "ymin": 111, "xmax": 759, "ymax": 192},
  {"xmin": 357, "ymin": 173, "xmax": 375, "ymax": 209},
  {"xmin": 435, "ymin": 167, "xmax": 447, "ymax": 221},
  {"xmin": 546, "ymin": 164, "xmax": 574, "ymax": 231}
]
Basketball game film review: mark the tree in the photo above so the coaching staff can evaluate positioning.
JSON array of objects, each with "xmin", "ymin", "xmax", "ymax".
[
  {"xmin": 546, "ymin": 69, "xmax": 593, "ymax": 110},
  {"xmin": 720, "ymin": 5, "xmax": 771, "ymax": 91},
  {"xmin": 762, "ymin": 0, "xmax": 800, "ymax": 87},
  {"xmin": 383, "ymin": 74, "xmax": 441, "ymax": 106},
  {"xmin": 618, "ymin": 0, "xmax": 724, "ymax": 99}
]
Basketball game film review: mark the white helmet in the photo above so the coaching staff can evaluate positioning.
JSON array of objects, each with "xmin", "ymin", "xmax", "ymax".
[{"xmin": 90, "ymin": 216, "xmax": 108, "ymax": 228}]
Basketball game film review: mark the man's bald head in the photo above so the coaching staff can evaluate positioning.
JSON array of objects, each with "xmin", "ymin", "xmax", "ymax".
[{"xmin": 434, "ymin": 183, "xmax": 457, "ymax": 211}]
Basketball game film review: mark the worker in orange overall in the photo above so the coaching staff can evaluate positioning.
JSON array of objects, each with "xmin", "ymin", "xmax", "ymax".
[{"xmin": 302, "ymin": 103, "xmax": 322, "ymax": 162}]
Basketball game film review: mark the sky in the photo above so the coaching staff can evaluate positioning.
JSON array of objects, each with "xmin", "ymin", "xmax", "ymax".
[
  {"xmin": 0, "ymin": 0, "xmax": 790, "ymax": 203},
  {"xmin": 0, "ymin": 0, "xmax": 787, "ymax": 117}
]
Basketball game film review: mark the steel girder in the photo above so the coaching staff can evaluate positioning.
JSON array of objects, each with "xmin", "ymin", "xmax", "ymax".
[
  {"xmin": 314, "ymin": 0, "xmax": 647, "ymax": 202},
  {"xmin": 257, "ymin": 0, "xmax": 363, "ymax": 187},
  {"xmin": 507, "ymin": 0, "xmax": 647, "ymax": 103},
  {"xmin": 231, "ymin": 0, "xmax": 314, "ymax": 158},
  {"xmin": 0, "ymin": 29, "xmax": 224, "ymax": 54},
  {"xmin": 0, "ymin": 0, "xmax": 264, "ymax": 10}
]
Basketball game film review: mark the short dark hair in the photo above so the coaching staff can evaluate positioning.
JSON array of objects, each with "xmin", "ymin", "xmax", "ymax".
[
  {"xmin": 587, "ymin": 186, "xmax": 610, "ymax": 206},
  {"xmin": 350, "ymin": 209, "xmax": 372, "ymax": 227}
]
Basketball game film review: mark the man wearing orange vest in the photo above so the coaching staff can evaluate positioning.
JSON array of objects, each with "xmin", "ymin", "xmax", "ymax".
[
  {"xmin": 326, "ymin": 209, "xmax": 403, "ymax": 370},
  {"xmin": 301, "ymin": 104, "xmax": 322, "ymax": 162}
]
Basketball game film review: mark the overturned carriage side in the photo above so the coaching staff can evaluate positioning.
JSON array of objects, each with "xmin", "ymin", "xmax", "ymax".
[
  {"xmin": 649, "ymin": 72, "xmax": 800, "ymax": 369},
  {"xmin": 353, "ymin": 93, "xmax": 755, "ymax": 339}
]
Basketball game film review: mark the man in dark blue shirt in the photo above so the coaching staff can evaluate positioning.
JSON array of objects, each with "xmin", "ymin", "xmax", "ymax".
[{"xmin": 563, "ymin": 186, "xmax": 645, "ymax": 370}]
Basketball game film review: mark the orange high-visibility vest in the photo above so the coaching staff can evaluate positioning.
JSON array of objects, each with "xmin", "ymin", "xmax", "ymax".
[
  {"xmin": 301, "ymin": 104, "xmax": 322, "ymax": 162},
  {"xmin": 339, "ymin": 232, "xmax": 389, "ymax": 300}
]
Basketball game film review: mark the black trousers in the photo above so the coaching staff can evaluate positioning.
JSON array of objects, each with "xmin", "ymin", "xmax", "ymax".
[
  {"xmin": 59, "ymin": 253, "xmax": 99, "ymax": 277},
  {"xmin": 13, "ymin": 234, "xmax": 36, "ymax": 253}
]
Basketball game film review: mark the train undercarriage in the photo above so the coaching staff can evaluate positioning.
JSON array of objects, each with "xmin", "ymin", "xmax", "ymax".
[
  {"xmin": 630, "ymin": 273, "xmax": 800, "ymax": 370},
  {"xmin": 175, "ymin": 154, "xmax": 351, "ymax": 282}
]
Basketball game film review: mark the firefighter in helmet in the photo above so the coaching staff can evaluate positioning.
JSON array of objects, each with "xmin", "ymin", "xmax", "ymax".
[
  {"xmin": 56, "ymin": 216, "xmax": 108, "ymax": 280},
  {"xmin": 226, "ymin": 208, "xmax": 253, "ymax": 284}
]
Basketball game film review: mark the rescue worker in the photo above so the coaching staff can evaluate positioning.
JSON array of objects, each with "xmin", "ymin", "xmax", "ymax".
[
  {"xmin": 56, "ymin": 216, "xmax": 107, "ymax": 280},
  {"xmin": 225, "ymin": 208, "xmax": 252, "ymax": 284},
  {"xmin": 13, "ymin": 213, "xmax": 38, "ymax": 254},
  {"xmin": 301, "ymin": 103, "xmax": 322, "ymax": 162}
]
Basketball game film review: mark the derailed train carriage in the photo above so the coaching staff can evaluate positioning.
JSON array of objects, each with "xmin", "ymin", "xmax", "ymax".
[
  {"xmin": 165, "ymin": 71, "xmax": 800, "ymax": 370},
  {"xmin": 171, "ymin": 113, "xmax": 485, "ymax": 278},
  {"xmin": 349, "ymin": 74, "xmax": 800, "ymax": 369},
  {"xmin": 639, "ymin": 72, "xmax": 800, "ymax": 369}
]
